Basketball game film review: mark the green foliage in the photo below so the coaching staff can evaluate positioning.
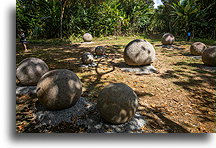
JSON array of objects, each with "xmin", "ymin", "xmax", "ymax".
[
  {"xmin": 150, "ymin": 0, "xmax": 215, "ymax": 40},
  {"xmin": 16, "ymin": 0, "xmax": 215, "ymax": 40},
  {"xmin": 16, "ymin": 0, "xmax": 154, "ymax": 38}
]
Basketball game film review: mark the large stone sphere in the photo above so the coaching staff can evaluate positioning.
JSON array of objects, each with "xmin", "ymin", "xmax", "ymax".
[
  {"xmin": 36, "ymin": 69, "xmax": 82, "ymax": 110},
  {"xmin": 97, "ymin": 83, "xmax": 138, "ymax": 124},
  {"xmin": 161, "ymin": 33, "xmax": 175, "ymax": 45},
  {"xmin": 202, "ymin": 46, "xmax": 216, "ymax": 66},
  {"xmin": 81, "ymin": 52, "xmax": 94, "ymax": 64},
  {"xmin": 95, "ymin": 46, "xmax": 106, "ymax": 55},
  {"xmin": 124, "ymin": 39, "xmax": 156, "ymax": 66},
  {"xmin": 83, "ymin": 33, "xmax": 93, "ymax": 42},
  {"xmin": 190, "ymin": 42, "xmax": 207, "ymax": 56},
  {"xmin": 16, "ymin": 57, "xmax": 49, "ymax": 85}
]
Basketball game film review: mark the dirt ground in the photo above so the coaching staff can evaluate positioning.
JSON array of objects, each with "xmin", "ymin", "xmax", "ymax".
[{"xmin": 16, "ymin": 36, "xmax": 216, "ymax": 133}]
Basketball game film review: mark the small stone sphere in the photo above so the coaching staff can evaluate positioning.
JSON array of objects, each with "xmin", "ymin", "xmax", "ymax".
[
  {"xmin": 190, "ymin": 42, "xmax": 207, "ymax": 56},
  {"xmin": 81, "ymin": 52, "xmax": 94, "ymax": 64},
  {"xmin": 97, "ymin": 83, "xmax": 138, "ymax": 124},
  {"xmin": 202, "ymin": 46, "xmax": 216, "ymax": 67},
  {"xmin": 16, "ymin": 57, "xmax": 49, "ymax": 85},
  {"xmin": 95, "ymin": 46, "xmax": 106, "ymax": 55},
  {"xmin": 124, "ymin": 39, "xmax": 156, "ymax": 66},
  {"xmin": 36, "ymin": 69, "xmax": 82, "ymax": 110},
  {"xmin": 83, "ymin": 33, "xmax": 93, "ymax": 42},
  {"xmin": 161, "ymin": 33, "xmax": 175, "ymax": 45}
]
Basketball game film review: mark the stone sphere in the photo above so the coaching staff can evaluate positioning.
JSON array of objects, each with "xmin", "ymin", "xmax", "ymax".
[
  {"xmin": 124, "ymin": 39, "xmax": 156, "ymax": 66},
  {"xmin": 161, "ymin": 33, "xmax": 175, "ymax": 45},
  {"xmin": 83, "ymin": 33, "xmax": 93, "ymax": 42},
  {"xmin": 95, "ymin": 46, "xmax": 106, "ymax": 55},
  {"xmin": 190, "ymin": 42, "xmax": 207, "ymax": 56},
  {"xmin": 97, "ymin": 83, "xmax": 138, "ymax": 124},
  {"xmin": 81, "ymin": 52, "xmax": 94, "ymax": 64},
  {"xmin": 16, "ymin": 57, "xmax": 49, "ymax": 85},
  {"xmin": 202, "ymin": 46, "xmax": 216, "ymax": 66},
  {"xmin": 36, "ymin": 69, "xmax": 82, "ymax": 110}
]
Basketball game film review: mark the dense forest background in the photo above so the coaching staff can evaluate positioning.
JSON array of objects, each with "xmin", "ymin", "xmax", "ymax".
[{"xmin": 16, "ymin": 0, "xmax": 215, "ymax": 40}]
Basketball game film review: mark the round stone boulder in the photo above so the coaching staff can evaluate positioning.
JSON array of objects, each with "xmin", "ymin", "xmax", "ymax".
[
  {"xmin": 190, "ymin": 42, "xmax": 207, "ymax": 56},
  {"xmin": 16, "ymin": 57, "xmax": 49, "ymax": 85},
  {"xmin": 83, "ymin": 33, "xmax": 93, "ymax": 42},
  {"xmin": 36, "ymin": 69, "xmax": 82, "ymax": 110},
  {"xmin": 97, "ymin": 83, "xmax": 138, "ymax": 124},
  {"xmin": 124, "ymin": 39, "xmax": 156, "ymax": 66},
  {"xmin": 81, "ymin": 52, "xmax": 94, "ymax": 64},
  {"xmin": 95, "ymin": 46, "xmax": 106, "ymax": 55},
  {"xmin": 202, "ymin": 46, "xmax": 216, "ymax": 67},
  {"xmin": 161, "ymin": 33, "xmax": 175, "ymax": 45}
]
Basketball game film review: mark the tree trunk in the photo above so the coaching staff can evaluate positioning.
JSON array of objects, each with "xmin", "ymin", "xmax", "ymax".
[{"xmin": 60, "ymin": 0, "xmax": 67, "ymax": 39}]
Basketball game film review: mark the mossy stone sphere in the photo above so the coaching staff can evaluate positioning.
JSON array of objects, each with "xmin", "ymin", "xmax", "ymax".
[
  {"xmin": 202, "ymin": 46, "xmax": 216, "ymax": 66},
  {"xmin": 83, "ymin": 33, "xmax": 93, "ymax": 42},
  {"xmin": 97, "ymin": 83, "xmax": 138, "ymax": 124},
  {"xmin": 36, "ymin": 69, "xmax": 82, "ymax": 110},
  {"xmin": 124, "ymin": 39, "xmax": 156, "ymax": 66},
  {"xmin": 16, "ymin": 57, "xmax": 49, "ymax": 85},
  {"xmin": 81, "ymin": 52, "xmax": 94, "ymax": 64},
  {"xmin": 161, "ymin": 33, "xmax": 175, "ymax": 45},
  {"xmin": 190, "ymin": 42, "xmax": 207, "ymax": 56}
]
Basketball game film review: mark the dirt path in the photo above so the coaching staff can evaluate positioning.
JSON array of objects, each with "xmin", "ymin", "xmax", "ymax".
[{"xmin": 16, "ymin": 37, "xmax": 216, "ymax": 133}]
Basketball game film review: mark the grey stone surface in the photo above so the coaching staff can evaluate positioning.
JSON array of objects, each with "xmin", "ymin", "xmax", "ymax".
[
  {"xmin": 83, "ymin": 33, "xmax": 93, "ymax": 42},
  {"xmin": 34, "ymin": 97, "xmax": 146, "ymax": 133},
  {"xmin": 35, "ymin": 97, "xmax": 92, "ymax": 126},
  {"xmin": 36, "ymin": 69, "xmax": 82, "ymax": 110},
  {"xmin": 190, "ymin": 42, "xmax": 207, "ymax": 56},
  {"xmin": 81, "ymin": 42, "xmax": 94, "ymax": 44},
  {"xmin": 116, "ymin": 62, "xmax": 157, "ymax": 74},
  {"xmin": 79, "ymin": 62, "xmax": 97, "ymax": 68},
  {"xmin": 16, "ymin": 58, "xmax": 49, "ymax": 85},
  {"xmin": 16, "ymin": 86, "xmax": 37, "ymax": 95},
  {"xmin": 95, "ymin": 46, "xmax": 106, "ymax": 55},
  {"xmin": 124, "ymin": 39, "xmax": 156, "ymax": 66},
  {"xmin": 202, "ymin": 46, "xmax": 216, "ymax": 66},
  {"xmin": 81, "ymin": 52, "xmax": 94, "ymax": 64},
  {"xmin": 161, "ymin": 33, "xmax": 175, "ymax": 45},
  {"xmin": 186, "ymin": 55, "xmax": 202, "ymax": 59},
  {"xmin": 97, "ymin": 83, "xmax": 138, "ymax": 124}
]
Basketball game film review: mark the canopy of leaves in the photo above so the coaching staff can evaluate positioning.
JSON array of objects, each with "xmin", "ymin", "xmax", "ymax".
[{"xmin": 16, "ymin": 0, "xmax": 215, "ymax": 40}]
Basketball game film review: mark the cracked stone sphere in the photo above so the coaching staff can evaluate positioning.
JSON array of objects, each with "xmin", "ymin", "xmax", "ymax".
[
  {"xmin": 161, "ymin": 33, "xmax": 175, "ymax": 45},
  {"xmin": 83, "ymin": 33, "xmax": 93, "ymax": 42},
  {"xmin": 81, "ymin": 52, "xmax": 94, "ymax": 64},
  {"xmin": 202, "ymin": 46, "xmax": 216, "ymax": 66},
  {"xmin": 124, "ymin": 39, "xmax": 156, "ymax": 66},
  {"xmin": 36, "ymin": 69, "xmax": 82, "ymax": 110},
  {"xmin": 190, "ymin": 42, "xmax": 207, "ymax": 56},
  {"xmin": 16, "ymin": 57, "xmax": 49, "ymax": 85},
  {"xmin": 97, "ymin": 83, "xmax": 138, "ymax": 124},
  {"xmin": 95, "ymin": 46, "xmax": 106, "ymax": 55}
]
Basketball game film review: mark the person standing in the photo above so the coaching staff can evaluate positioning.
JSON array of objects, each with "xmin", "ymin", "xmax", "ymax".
[
  {"xmin": 19, "ymin": 30, "xmax": 28, "ymax": 52},
  {"xmin": 187, "ymin": 31, "xmax": 191, "ymax": 41}
]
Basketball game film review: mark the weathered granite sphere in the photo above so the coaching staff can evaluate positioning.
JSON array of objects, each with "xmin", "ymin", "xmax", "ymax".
[
  {"xmin": 83, "ymin": 33, "xmax": 93, "ymax": 42},
  {"xmin": 81, "ymin": 52, "xmax": 94, "ymax": 64},
  {"xmin": 124, "ymin": 39, "xmax": 156, "ymax": 66},
  {"xmin": 36, "ymin": 69, "xmax": 82, "ymax": 110},
  {"xmin": 95, "ymin": 46, "xmax": 106, "ymax": 55},
  {"xmin": 202, "ymin": 46, "xmax": 216, "ymax": 66},
  {"xmin": 190, "ymin": 42, "xmax": 207, "ymax": 56},
  {"xmin": 161, "ymin": 33, "xmax": 175, "ymax": 45},
  {"xmin": 97, "ymin": 83, "xmax": 138, "ymax": 124},
  {"xmin": 16, "ymin": 57, "xmax": 49, "ymax": 85}
]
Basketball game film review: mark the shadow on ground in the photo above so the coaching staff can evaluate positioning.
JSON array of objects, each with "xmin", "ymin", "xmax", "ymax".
[{"xmin": 160, "ymin": 61, "xmax": 216, "ymax": 124}]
